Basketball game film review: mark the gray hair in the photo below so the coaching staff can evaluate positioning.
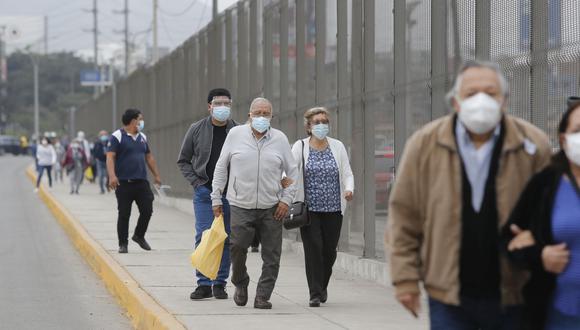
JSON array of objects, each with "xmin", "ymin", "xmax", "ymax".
[
  {"xmin": 445, "ymin": 61, "xmax": 509, "ymax": 105},
  {"xmin": 303, "ymin": 107, "xmax": 330, "ymax": 131},
  {"xmin": 249, "ymin": 97, "xmax": 273, "ymax": 113}
]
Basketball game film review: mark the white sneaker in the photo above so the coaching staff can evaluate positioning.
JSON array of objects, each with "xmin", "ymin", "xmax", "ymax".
[{"xmin": 33, "ymin": 188, "xmax": 39, "ymax": 193}]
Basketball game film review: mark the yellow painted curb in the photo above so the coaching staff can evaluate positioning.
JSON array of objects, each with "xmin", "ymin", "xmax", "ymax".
[{"xmin": 26, "ymin": 167, "xmax": 186, "ymax": 330}]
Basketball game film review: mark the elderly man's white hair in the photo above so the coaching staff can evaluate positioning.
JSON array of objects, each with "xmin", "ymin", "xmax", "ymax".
[
  {"xmin": 445, "ymin": 61, "xmax": 509, "ymax": 105},
  {"xmin": 249, "ymin": 97, "xmax": 273, "ymax": 113}
]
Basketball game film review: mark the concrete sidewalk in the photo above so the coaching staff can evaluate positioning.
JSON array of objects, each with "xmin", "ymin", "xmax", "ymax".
[{"xmin": 42, "ymin": 178, "xmax": 428, "ymax": 330}]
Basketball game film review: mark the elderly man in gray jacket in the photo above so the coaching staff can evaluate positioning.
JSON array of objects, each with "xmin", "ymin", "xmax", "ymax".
[{"xmin": 212, "ymin": 97, "xmax": 299, "ymax": 310}]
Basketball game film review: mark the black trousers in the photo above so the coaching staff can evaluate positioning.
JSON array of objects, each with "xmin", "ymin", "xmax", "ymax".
[
  {"xmin": 300, "ymin": 211, "xmax": 343, "ymax": 300},
  {"xmin": 115, "ymin": 180, "xmax": 154, "ymax": 245}
]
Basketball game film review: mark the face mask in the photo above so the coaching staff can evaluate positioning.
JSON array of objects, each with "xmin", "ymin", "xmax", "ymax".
[
  {"xmin": 41, "ymin": 140, "xmax": 48, "ymax": 146},
  {"xmin": 138, "ymin": 120, "xmax": 145, "ymax": 132},
  {"xmin": 311, "ymin": 123, "xmax": 329, "ymax": 140},
  {"xmin": 566, "ymin": 132, "xmax": 580, "ymax": 166},
  {"xmin": 251, "ymin": 116, "xmax": 270, "ymax": 133},
  {"xmin": 458, "ymin": 92, "xmax": 502, "ymax": 135},
  {"xmin": 212, "ymin": 106, "xmax": 231, "ymax": 122},
  {"xmin": 100, "ymin": 135, "xmax": 108, "ymax": 142}
]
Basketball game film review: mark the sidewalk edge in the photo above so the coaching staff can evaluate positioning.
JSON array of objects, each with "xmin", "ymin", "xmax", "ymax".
[{"xmin": 26, "ymin": 168, "xmax": 186, "ymax": 330}]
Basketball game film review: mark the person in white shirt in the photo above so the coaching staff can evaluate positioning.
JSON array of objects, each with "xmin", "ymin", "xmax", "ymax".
[
  {"xmin": 291, "ymin": 107, "xmax": 354, "ymax": 307},
  {"xmin": 35, "ymin": 137, "xmax": 57, "ymax": 191},
  {"xmin": 211, "ymin": 97, "xmax": 299, "ymax": 310}
]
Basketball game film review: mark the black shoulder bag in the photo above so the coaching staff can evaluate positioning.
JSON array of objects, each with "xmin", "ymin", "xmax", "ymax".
[{"xmin": 283, "ymin": 140, "xmax": 310, "ymax": 230}]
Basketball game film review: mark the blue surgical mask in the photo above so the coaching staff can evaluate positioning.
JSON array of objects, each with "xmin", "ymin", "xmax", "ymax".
[
  {"xmin": 311, "ymin": 123, "xmax": 329, "ymax": 140},
  {"xmin": 100, "ymin": 135, "xmax": 108, "ymax": 142},
  {"xmin": 212, "ymin": 106, "xmax": 231, "ymax": 122},
  {"xmin": 138, "ymin": 120, "xmax": 145, "ymax": 131},
  {"xmin": 251, "ymin": 116, "xmax": 270, "ymax": 133}
]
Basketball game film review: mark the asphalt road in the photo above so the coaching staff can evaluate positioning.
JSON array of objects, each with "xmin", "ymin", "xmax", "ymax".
[{"xmin": 0, "ymin": 155, "xmax": 131, "ymax": 330}]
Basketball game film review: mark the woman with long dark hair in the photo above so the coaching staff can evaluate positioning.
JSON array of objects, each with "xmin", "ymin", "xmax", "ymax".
[{"xmin": 503, "ymin": 97, "xmax": 580, "ymax": 330}]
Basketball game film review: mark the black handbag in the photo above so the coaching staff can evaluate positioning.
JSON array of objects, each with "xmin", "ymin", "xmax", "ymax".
[{"xmin": 283, "ymin": 140, "xmax": 310, "ymax": 230}]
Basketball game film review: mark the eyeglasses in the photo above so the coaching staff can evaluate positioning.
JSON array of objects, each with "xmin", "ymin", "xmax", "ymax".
[
  {"xmin": 567, "ymin": 96, "xmax": 580, "ymax": 108},
  {"xmin": 311, "ymin": 119, "xmax": 329, "ymax": 125},
  {"xmin": 250, "ymin": 111, "xmax": 273, "ymax": 119},
  {"xmin": 211, "ymin": 100, "xmax": 232, "ymax": 107}
]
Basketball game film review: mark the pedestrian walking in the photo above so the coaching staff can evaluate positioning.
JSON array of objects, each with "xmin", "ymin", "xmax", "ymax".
[
  {"xmin": 35, "ymin": 137, "xmax": 57, "ymax": 192},
  {"xmin": 93, "ymin": 130, "xmax": 109, "ymax": 194},
  {"xmin": 211, "ymin": 97, "xmax": 299, "ymax": 309},
  {"xmin": 291, "ymin": 107, "xmax": 354, "ymax": 307},
  {"xmin": 53, "ymin": 139, "xmax": 65, "ymax": 183},
  {"xmin": 177, "ymin": 88, "xmax": 237, "ymax": 300},
  {"xmin": 387, "ymin": 61, "xmax": 552, "ymax": 329},
  {"xmin": 503, "ymin": 97, "xmax": 580, "ymax": 330},
  {"xmin": 62, "ymin": 138, "xmax": 88, "ymax": 194},
  {"xmin": 107, "ymin": 109, "xmax": 162, "ymax": 254}
]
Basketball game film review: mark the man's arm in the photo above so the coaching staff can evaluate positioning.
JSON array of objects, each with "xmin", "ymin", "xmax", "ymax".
[
  {"xmin": 211, "ymin": 132, "xmax": 234, "ymax": 217},
  {"xmin": 145, "ymin": 153, "xmax": 162, "ymax": 185},
  {"xmin": 106, "ymin": 151, "xmax": 119, "ymax": 189},
  {"xmin": 176, "ymin": 124, "xmax": 200, "ymax": 185},
  {"xmin": 274, "ymin": 138, "xmax": 298, "ymax": 221}
]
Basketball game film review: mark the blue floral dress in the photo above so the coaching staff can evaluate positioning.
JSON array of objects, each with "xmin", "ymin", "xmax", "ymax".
[{"xmin": 305, "ymin": 146, "xmax": 341, "ymax": 212}]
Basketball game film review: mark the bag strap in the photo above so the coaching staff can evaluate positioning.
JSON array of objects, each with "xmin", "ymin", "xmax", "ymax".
[{"xmin": 301, "ymin": 140, "xmax": 307, "ymax": 202}]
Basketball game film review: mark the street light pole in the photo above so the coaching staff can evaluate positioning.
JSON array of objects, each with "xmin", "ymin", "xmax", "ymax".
[{"xmin": 31, "ymin": 55, "xmax": 39, "ymax": 140}]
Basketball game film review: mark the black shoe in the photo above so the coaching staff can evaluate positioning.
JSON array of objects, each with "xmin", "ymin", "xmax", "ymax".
[
  {"xmin": 118, "ymin": 244, "xmax": 128, "ymax": 254},
  {"xmin": 213, "ymin": 285, "xmax": 228, "ymax": 299},
  {"xmin": 321, "ymin": 289, "xmax": 328, "ymax": 303},
  {"xmin": 190, "ymin": 286, "xmax": 213, "ymax": 300},
  {"xmin": 251, "ymin": 246, "xmax": 259, "ymax": 253},
  {"xmin": 132, "ymin": 235, "xmax": 151, "ymax": 251},
  {"xmin": 233, "ymin": 286, "xmax": 248, "ymax": 306},
  {"xmin": 254, "ymin": 296, "xmax": 272, "ymax": 309},
  {"xmin": 309, "ymin": 297, "xmax": 321, "ymax": 307}
]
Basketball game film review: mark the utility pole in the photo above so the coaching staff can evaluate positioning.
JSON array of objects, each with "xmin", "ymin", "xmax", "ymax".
[
  {"xmin": 0, "ymin": 26, "xmax": 7, "ymax": 134},
  {"xmin": 114, "ymin": 0, "xmax": 130, "ymax": 75},
  {"xmin": 44, "ymin": 16, "xmax": 48, "ymax": 55},
  {"xmin": 153, "ymin": 0, "xmax": 158, "ymax": 63},
  {"xmin": 213, "ymin": 0, "xmax": 218, "ymax": 19},
  {"xmin": 84, "ymin": 0, "xmax": 99, "ymax": 96},
  {"xmin": 33, "ymin": 57, "xmax": 39, "ymax": 140}
]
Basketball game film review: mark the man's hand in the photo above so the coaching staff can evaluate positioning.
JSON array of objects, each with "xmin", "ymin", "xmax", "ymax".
[
  {"xmin": 154, "ymin": 175, "xmax": 162, "ymax": 186},
  {"xmin": 274, "ymin": 202, "xmax": 289, "ymax": 221},
  {"xmin": 397, "ymin": 293, "xmax": 421, "ymax": 318},
  {"xmin": 344, "ymin": 191, "xmax": 354, "ymax": 201},
  {"xmin": 281, "ymin": 177, "xmax": 293, "ymax": 189},
  {"xmin": 109, "ymin": 175, "xmax": 119, "ymax": 190},
  {"xmin": 213, "ymin": 205, "xmax": 223, "ymax": 218},
  {"xmin": 507, "ymin": 225, "xmax": 535, "ymax": 252},
  {"xmin": 542, "ymin": 243, "xmax": 570, "ymax": 274}
]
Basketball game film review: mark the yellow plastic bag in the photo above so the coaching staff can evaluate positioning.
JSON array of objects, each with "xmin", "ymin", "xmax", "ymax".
[
  {"xmin": 190, "ymin": 215, "xmax": 228, "ymax": 280},
  {"xmin": 84, "ymin": 167, "xmax": 94, "ymax": 181}
]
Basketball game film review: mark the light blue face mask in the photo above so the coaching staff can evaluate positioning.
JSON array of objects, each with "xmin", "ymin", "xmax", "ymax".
[
  {"xmin": 251, "ymin": 116, "xmax": 270, "ymax": 133},
  {"xmin": 138, "ymin": 120, "xmax": 145, "ymax": 131},
  {"xmin": 212, "ymin": 106, "xmax": 231, "ymax": 122},
  {"xmin": 100, "ymin": 135, "xmax": 108, "ymax": 142},
  {"xmin": 311, "ymin": 123, "xmax": 329, "ymax": 140}
]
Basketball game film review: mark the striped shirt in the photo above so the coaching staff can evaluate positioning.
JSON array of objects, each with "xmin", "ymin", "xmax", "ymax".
[{"xmin": 551, "ymin": 176, "xmax": 580, "ymax": 317}]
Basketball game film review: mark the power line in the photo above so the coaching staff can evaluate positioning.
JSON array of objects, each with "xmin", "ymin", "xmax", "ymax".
[{"xmin": 159, "ymin": 0, "xmax": 197, "ymax": 17}]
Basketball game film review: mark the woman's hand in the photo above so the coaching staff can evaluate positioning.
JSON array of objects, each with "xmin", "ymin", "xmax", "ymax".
[
  {"xmin": 281, "ymin": 177, "xmax": 293, "ymax": 189},
  {"xmin": 507, "ymin": 225, "xmax": 535, "ymax": 251},
  {"xmin": 542, "ymin": 243, "xmax": 570, "ymax": 274},
  {"xmin": 344, "ymin": 191, "xmax": 353, "ymax": 201}
]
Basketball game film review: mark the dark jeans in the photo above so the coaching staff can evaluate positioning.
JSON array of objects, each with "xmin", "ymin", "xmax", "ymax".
[
  {"xmin": 229, "ymin": 205, "xmax": 282, "ymax": 300},
  {"xmin": 300, "ymin": 211, "xmax": 342, "ymax": 300},
  {"xmin": 429, "ymin": 296, "xmax": 522, "ymax": 330},
  {"xmin": 193, "ymin": 185, "xmax": 231, "ymax": 286},
  {"xmin": 115, "ymin": 180, "xmax": 154, "ymax": 246},
  {"xmin": 96, "ymin": 160, "xmax": 108, "ymax": 193},
  {"xmin": 36, "ymin": 165, "xmax": 53, "ymax": 188}
]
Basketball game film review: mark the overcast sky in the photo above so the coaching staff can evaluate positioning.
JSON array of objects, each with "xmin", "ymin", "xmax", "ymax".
[{"xmin": 0, "ymin": 0, "xmax": 238, "ymax": 55}]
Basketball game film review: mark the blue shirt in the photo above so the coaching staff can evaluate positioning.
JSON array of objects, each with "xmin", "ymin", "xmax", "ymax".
[
  {"xmin": 108, "ymin": 129, "xmax": 150, "ymax": 181},
  {"xmin": 305, "ymin": 147, "xmax": 341, "ymax": 212},
  {"xmin": 455, "ymin": 121, "xmax": 501, "ymax": 212},
  {"xmin": 551, "ymin": 177, "xmax": 580, "ymax": 317}
]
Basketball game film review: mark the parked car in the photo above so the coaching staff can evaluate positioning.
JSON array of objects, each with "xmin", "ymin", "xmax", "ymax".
[{"xmin": 0, "ymin": 135, "xmax": 21, "ymax": 155}]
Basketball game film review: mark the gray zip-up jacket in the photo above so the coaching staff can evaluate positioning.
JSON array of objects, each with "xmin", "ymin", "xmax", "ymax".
[
  {"xmin": 211, "ymin": 124, "xmax": 299, "ymax": 209},
  {"xmin": 177, "ymin": 116, "xmax": 237, "ymax": 188}
]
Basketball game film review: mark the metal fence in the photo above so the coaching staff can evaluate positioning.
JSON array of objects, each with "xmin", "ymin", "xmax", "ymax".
[{"xmin": 76, "ymin": 0, "xmax": 580, "ymax": 260}]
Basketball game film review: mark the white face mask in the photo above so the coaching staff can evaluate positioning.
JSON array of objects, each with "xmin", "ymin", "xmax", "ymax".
[
  {"xmin": 457, "ymin": 92, "xmax": 502, "ymax": 135},
  {"xmin": 566, "ymin": 132, "xmax": 580, "ymax": 166}
]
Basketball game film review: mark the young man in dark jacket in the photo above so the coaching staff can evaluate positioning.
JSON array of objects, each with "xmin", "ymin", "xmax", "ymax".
[{"xmin": 177, "ymin": 88, "xmax": 237, "ymax": 300}]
